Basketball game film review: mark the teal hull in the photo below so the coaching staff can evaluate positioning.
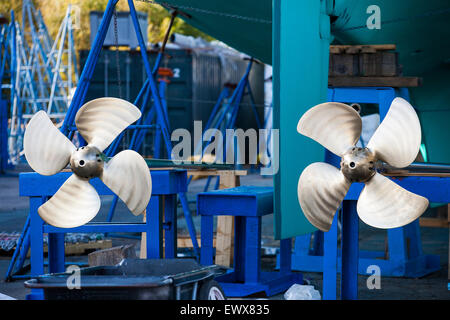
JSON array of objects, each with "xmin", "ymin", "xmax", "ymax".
[
  {"xmin": 158, "ymin": 0, "xmax": 449, "ymax": 162},
  {"xmin": 156, "ymin": 1, "xmax": 449, "ymax": 238},
  {"xmin": 332, "ymin": 0, "xmax": 450, "ymax": 163}
]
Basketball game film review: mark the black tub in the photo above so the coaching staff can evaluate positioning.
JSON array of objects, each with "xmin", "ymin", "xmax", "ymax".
[{"xmin": 24, "ymin": 259, "xmax": 227, "ymax": 300}]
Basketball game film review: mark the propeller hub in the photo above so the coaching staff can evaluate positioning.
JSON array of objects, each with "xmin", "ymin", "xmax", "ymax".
[
  {"xmin": 70, "ymin": 145, "xmax": 104, "ymax": 179},
  {"xmin": 340, "ymin": 147, "xmax": 376, "ymax": 183}
]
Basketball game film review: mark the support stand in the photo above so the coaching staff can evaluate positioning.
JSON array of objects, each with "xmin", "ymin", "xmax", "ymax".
[{"xmin": 285, "ymin": 86, "xmax": 449, "ymax": 299}]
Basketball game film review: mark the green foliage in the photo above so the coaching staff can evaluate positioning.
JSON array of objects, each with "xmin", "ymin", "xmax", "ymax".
[{"xmin": 0, "ymin": 0, "xmax": 213, "ymax": 50}]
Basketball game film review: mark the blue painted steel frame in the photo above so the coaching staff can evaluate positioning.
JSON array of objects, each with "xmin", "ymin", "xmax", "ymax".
[
  {"xmin": 198, "ymin": 186, "xmax": 302, "ymax": 297},
  {"xmin": 55, "ymin": 0, "xmax": 200, "ymax": 258},
  {"xmin": 0, "ymin": 100, "xmax": 7, "ymax": 172},
  {"xmin": 288, "ymin": 87, "xmax": 448, "ymax": 300},
  {"xmin": 18, "ymin": 169, "xmax": 186, "ymax": 300},
  {"xmin": 192, "ymin": 59, "xmax": 261, "ymax": 192}
]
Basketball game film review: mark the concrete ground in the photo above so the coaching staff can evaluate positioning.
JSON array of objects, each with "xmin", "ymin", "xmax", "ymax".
[{"xmin": 0, "ymin": 165, "xmax": 449, "ymax": 300}]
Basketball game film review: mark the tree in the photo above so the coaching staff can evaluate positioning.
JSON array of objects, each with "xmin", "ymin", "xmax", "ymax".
[{"xmin": 0, "ymin": 0, "xmax": 213, "ymax": 50}]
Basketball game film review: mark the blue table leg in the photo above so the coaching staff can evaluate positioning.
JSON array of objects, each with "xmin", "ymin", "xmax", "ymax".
[
  {"xmin": 147, "ymin": 196, "xmax": 162, "ymax": 258},
  {"xmin": 387, "ymin": 226, "xmax": 408, "ymax": 265},
  {"xmin": 279, "ymin": 238, "xmax": 292, "ymax": 275},
  {"xmin": 48, "ymin": 233, "xmax": 65, "ymax": 273},
  {"xmin": 323, "ymin": 212, "xmax": 339, "ymax": 300},
  {"xmin": 28, "ymin": 196, "xmax": 45, "ymax": 300},
  {"xmin": 406, "ymin": 220, "xmax": 423, "ymax": 258},
  {"xmin": 164, "ymin": 195, "xmax": 177, "ymax": 259},
  {"xmin": 234, "ymin": 216, "xmax": 245, "ymax": 282},
  {"xmin": 293, "ymin": 234, "xmax": 312, "ymax": 256},
  {"xmin": 244, "ymin": 217, "xmax": 261, "ymax": 284},
  {"xmin": 312, "ymin": 230, "xmax": 324, "ymax": 255},
  {"xmin": 341, "ymin": 201, "xmax": 359, "ymax": 300},
  {"xmin": 200, "ymin": 215, "xmax": 214, "ymax": 265}
]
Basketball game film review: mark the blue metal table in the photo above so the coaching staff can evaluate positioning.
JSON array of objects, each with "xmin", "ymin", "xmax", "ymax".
[
  {"xmin": 284, "ymin": 86, "xmax": 449, "ymax": 299},
  {"xmin": 324, "ymin": 176, "xmax": 450, "ymax": 300},
  {"xmin": 198, "ymin": 186, "xmax": 302, "ymax": 297},
  {"xmin": 19, "ymin": 169, "xmax": 187, "ymax": 299}
]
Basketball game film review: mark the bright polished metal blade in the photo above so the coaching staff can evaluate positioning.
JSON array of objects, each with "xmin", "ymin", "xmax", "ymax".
[
  {"xmin": 298, "ymin": 162, "xmax": 351, "ymax": 231},
  {"xmin": 38, "ymin": 174, "xmax": 101, "ymax": 228},
  {"xmin": 101, "ymin": 150, "xmax": 152, "ymax": 216},
  {"xmin": 357, "ymin": 172, "xmax": 429, "ymax": 229},
  {"xmin": 367, "ymin": 97, "xmax": 421, "ymax": 168},
  {"xmin": 24, "ymin": 111, "xmax": 76, "ymax": 176},
  {"xmin": 75, "ymin": 98, "xmax": 141, "ymax": 152},
  {"xmin": 297, "ymin": 102, "xmax": 362, "ymax": 157}
]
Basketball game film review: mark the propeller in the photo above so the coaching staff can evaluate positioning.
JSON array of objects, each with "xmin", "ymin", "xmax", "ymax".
[
  {"xmin": 24, "ymin": 97, "xmax": 152, "ymax": 228},
  {"xmin": 296, "ymin": 97, "xmax": 429, "ymax": 231}
]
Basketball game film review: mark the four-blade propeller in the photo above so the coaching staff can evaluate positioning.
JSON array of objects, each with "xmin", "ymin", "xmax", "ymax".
[
  {"xmin": 24, "ymin": 98, "xmax": 152, "ymax": 228},
  {"xmin": 297, "ymin": 97, "xmax": 429, "ymax": 231}
]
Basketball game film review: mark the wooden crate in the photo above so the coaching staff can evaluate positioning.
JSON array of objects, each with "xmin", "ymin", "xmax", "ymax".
[
  {"xmin": 359, "ymin": 52, "xmax": 400, "ymax": 77},
  {"xmin": 328, "ymin": 44, "xmax": 401, "ymax": 78},
  {"xmin": 329, "ymin": 53, "xmax": 359, "ymax": 77}
]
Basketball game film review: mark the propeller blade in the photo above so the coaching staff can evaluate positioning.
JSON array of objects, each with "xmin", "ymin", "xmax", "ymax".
[
  {"xmin": 38, "ymin": 174, "xmax": 101, "ymax": 228},
  {"xmin": 75, "ymin": 98, "xmax": 141, "ymax": 152},
  {"xmin": 101, "ymin": 150, "xmax": 152, "ymax": 216},
  {"xmin": 298, "ymin": 162, "xmax": 351, "ymax": 231},
  {"xmin": 357, "ymin": 172, "xmax": 429, "ymax": 229},
  {"xmin": 367, "ymin": 97, "xmax": 421, "ymax": 168},
  {"xmin": 297, "ymin": 102, "xmax": 362, "ymax": 157},
  {"xmin": 24, "ymin": 111, "xmax": 76, "ymax": 176}
]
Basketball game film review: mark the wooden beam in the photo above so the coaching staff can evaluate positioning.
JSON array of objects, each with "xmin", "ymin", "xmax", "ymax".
[
  {"xmin": 214, "ymin": 171, "xmax": 241, "ymax": 267},
  {"xmin": 330, "ymin": 44, "xmax": 396, "ymax": 54},
  {"xmin": 419, "ymin": 217, "xmax": 449, "ymax": 228},
  {"xmin": 188, "ymin": 169, "xmax": 247, "ymax": 178},
  {"xmin": 139, "ymin": 210, "xmax": 147, "ymax": 259}
]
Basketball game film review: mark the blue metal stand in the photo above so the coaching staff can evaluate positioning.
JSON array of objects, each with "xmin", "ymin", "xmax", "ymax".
[
  {"xmin": 192, "ymin": 58, "xmax": 262, "ymax": 192},
  {"xmin": 198, "ymin": 186, "xmax": 302, "ymax": 297},
  {"xmin": 11, "ymin": 0, "xmax": 200, "ymax": 267},
  {"xmin": 284, "ymin": 86, "xmax": 450, "ymax": 300},
  {"xmin": 288, "ymin": 87, "xmax": 442, "ymax": 281},
  {"xmin": 323, "ymin": 176, "xmax": 450, "ymax": 300},
  {"xmin": 0, "ymin": 99, "xmax": 7, "ymax": 173},
  {"xmin": 7, "ymin": 169, "xmax": 186, "ymax": 286}
]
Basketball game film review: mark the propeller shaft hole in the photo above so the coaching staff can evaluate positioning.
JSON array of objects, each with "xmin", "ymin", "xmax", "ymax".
[
  {"xmin": 349, "ymin": 162, "xmax": 356, "ymax": 168},
  {"xmin": 79, "ymin": 160, "xmax": 85, "ymax": 167}
]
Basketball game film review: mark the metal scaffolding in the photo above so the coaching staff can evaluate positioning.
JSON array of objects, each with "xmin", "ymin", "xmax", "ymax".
[{"xmin": 2, "ymin": 1, "xmax": 78, "ymax": 166}]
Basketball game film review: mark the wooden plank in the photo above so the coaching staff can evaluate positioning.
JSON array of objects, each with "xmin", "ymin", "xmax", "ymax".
[
  {"xmin": 139, "ymin": 210, "xmax": 147, "ymax": 259},
  {"xmin": 19, "ymin": 240, "xmax": 112, "ymax": 258},
  {"xmin": 328, "ymin": 76, "xmax": 422, "ymax": 87},
  {"xmin": 188, "ymin": 169, "xmax": 247, "ymax": 178},
  {"xmin": 330, "ymin": 44, "xmax": 396, "ymax": 54},
  {"xmin": 419, "ymin": 217, "xmax": 449, "ymax": 228},
  {"xmin": 171, "ymin": 236, "xmax": 216, "ymax": 248},
  {"xmin": 214, "ymin": 171, "xmax": 240, "ymax": 267}
]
